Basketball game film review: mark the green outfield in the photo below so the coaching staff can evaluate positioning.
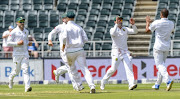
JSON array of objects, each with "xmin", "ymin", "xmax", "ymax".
[{"xmin": 0, "ymin": 83, "xmax": 180, "ymax": 99}]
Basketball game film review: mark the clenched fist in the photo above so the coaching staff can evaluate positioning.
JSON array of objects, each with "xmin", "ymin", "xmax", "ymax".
[
  {"xmin": 17, "ymin": 40, "xmax": 24, "ymax": 45},
  {"xmin": 130, "ymin": 18, "xmax": 135, "ymax": 25},
  {"xmin": 48, "ymin": 40, "xmax": 53, "ymax": 46}
]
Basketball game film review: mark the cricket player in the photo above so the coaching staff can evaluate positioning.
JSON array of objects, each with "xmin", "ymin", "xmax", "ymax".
[
  {"xmin": 100, "ymin": 16, "xmax": 138, "ymax": 90},
  {"xmin": 7, "ymin": 17, "xmax": 32, "ymax": 92},
  {"xmin": 2, "ymin": 26, "xmax": 14, "ymax": 58},
  {"xmin": 48, "ymin": 13, "xmax": 84, "ymax": 91},
  {"xmin": 146, "ymin": 8, "xmax": 174, "ymax": 91},
  {"xmin": 62, "ymin": 11, "xmax": 96, "ymax": 93}
]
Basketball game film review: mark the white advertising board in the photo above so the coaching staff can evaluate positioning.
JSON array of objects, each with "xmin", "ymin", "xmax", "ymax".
[
  {"xmin": 44, "ymin": 58, "xmax": 180, "ymax": 81},
  {"xmin": 0, "ymin": 59, "xmax": 43, "ymax": 82}
]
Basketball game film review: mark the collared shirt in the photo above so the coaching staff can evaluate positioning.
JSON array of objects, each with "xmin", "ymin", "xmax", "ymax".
[
  {"xmin": 2, "ymin": 30, "xmax": 11, "ymax": 47},
  {"xmin": 149, "ymin": 18, "xmax": 174, "ymax": 51},
  {"xmin": 7, "ymin": 26, "xmax": 29, "ymax": 56},
  {"xmin": 62, "ymin": 21, "xmax": 88, "ymax": 52},
  {"xmin": 110, "ymin": 24, "xmax": 138, "ymax": 50},
  {"xmin": 48, "ymin": 22, "xmax": 66, "ymax": 50}
]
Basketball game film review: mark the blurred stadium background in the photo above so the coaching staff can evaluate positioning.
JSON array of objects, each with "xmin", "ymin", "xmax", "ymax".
[{"xmin": 0, "ymin": 0, "xmax": 180, "ymax": 88}]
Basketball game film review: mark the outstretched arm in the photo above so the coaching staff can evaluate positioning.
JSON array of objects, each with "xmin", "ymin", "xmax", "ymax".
[{"xmin": 48, "ymin": 27, "xmax": 59, "ymax": 46}]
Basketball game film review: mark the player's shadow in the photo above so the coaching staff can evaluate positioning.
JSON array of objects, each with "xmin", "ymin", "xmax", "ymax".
[
  {"xmin": 80, "ymin": 91, "xmax": 112, "ymax": 94},
  {"xmin": 133, "ymin": 89, "xmax": 154, "ymax": 91}
]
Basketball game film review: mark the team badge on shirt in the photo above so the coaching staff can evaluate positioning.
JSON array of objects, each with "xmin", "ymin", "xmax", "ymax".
[{"xmin": 123, "ymin": 29, "xmax": 125, "ymax": 31}]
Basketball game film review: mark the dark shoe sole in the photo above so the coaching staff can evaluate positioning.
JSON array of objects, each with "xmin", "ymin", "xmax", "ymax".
[
  {"xmin": 26, "ymin": 87, "xmax": 32, "ymax": 92},
  {"xmin": 155, "ymin": 88, "xmax": 159, "ymax": 90},
  {"xmin": 166, "ymin": 81, "xmax": 174, "ymax": 91},
  {"xmin": 130, "ymin": 84, "xmax": 137, "ymax": 90},
  {"xmin": 90, "ymin": 89, "xmax": 96, "ymax": 93}
]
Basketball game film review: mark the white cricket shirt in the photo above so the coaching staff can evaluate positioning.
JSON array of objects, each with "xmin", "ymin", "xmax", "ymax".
[
  {"xmin": 149, "ymin": 18, "xmax": 174, "ymax": 51},
  {"xmin": 62, "ymin": 21, "xmax": 88, "ymax": 52},
  {"xmin": 110, "ymin": 24, "xmax": 138, "ymax": 50},
  {"xmin": 7, "ymin": 26, "xmax": 29, "ymax": 56}
]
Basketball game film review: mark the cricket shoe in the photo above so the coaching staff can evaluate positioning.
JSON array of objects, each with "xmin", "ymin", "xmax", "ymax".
[
  {"xmin": 152, "ymin": 84, "xmax": 160, "ymax": 90},
  {"xmin": 8, "ymin": 80, "xmax": 13, "ymax": 89},
  {"xmin": 25, "ymin": 87, "xmax": 32, "ymax": 92},
  {"xmin": 53, "ymin": 70, "xmax": 59, "ymax": 83},
  {"xmin": 129, "ymin": 84, "xmax": 137, "ymax": 90},
  {"xmin": 100, "ymin": 80, "xmax": 105, "ymax": 90},
  {"xmin": 79, "ymin": 84, "xmax": 85, "ymax": 91},
  {"xmin": 90, "ymin": 86, "xmax": 96, "ymax": 94},
  {"xmin": 166, "ymin": 80, "xmax": 174, "ymax": 91},
  {"xmin": 73, "ymin": 84, "xmax": 84, "ymax": 91}
]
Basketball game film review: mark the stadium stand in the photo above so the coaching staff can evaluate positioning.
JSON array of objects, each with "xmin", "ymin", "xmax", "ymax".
[
  {"xmin": 132, "ymin": 0, "xmax": 157, "ymax": 56},
  {"xmin": 49, "ymin": 10, "xmax": 59, "ymax": 27},
  {"xmin": 28, "ymin": 11, "xmax": 38, "ymax": 28}
]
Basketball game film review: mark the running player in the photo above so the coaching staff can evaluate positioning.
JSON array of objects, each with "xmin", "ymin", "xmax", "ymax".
[
  {"xmin": 7, "ymin": 17, "xmax": 32, "ymax": 92},
  {"xmin": 62, "ymin": 11, "xmax": 96, "ymax": 93},
  {"xmin": 48, "ymin": 13, "xmax": 84, "ymax": 91}
]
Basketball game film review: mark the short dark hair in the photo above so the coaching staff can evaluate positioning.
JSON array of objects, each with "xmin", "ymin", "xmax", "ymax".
[{"xmin": 161, "ymin": 8, "xmax": 169, "ymax": 18}]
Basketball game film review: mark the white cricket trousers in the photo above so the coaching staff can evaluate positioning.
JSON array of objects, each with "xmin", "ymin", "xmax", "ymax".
[
  {"xmin": 56, "ymin": 50, "xmax": 82, "ymax": 89},
  {"xmin": 153, "ymin": 49, "xmax": 169, "ymax": 85},
  {"xmin": 102, "ymin": 49, "xmax": 135, "ymax": 87},
  {"xmin": 56, "ymin": 51, "xmax": 68, "ymax": 75},
  {"xmin": 65, "ymin": 49, "xmax": 95, "ymax": 89},
  {"xmin": 9, "ymin": 55, "xmax": 30, "ymax": 90}
]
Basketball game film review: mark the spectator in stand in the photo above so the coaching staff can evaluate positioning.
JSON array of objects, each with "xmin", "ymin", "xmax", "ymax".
[
  {"xmin": 28, "ymin": 35, "xmax": 39, "ymax": 58},
  {"xmin": 2, "ymin": 26, "xmax": 14, "ymax": 58}
]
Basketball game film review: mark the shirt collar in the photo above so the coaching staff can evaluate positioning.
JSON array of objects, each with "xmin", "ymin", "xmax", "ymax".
[
  {"xmin": 62, "ymin": 22, "xmax": 66, "ymax": 25},
  {"xmin": 67, "ymin": 21, "xmax": 75, "ymax": 24},
  {"xmin": 161, "ymin": 18, "xmax": 168, "ymax": 20},
  {"xmin": 117, "ymin": 27, "xmax": 124, "ymax": 30}
]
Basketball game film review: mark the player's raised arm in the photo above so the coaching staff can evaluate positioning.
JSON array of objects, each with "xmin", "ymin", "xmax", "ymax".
[
  {"xmin": 146, "ymin": 15, "xmax": 152, "ymax": 33},
  {"xmin": 110, "ymin": 16, "xmax": 122, "ymax": 36},
  {"xmin": 126, "ymin": 18, "xmax": 138, "ymax": 34}
]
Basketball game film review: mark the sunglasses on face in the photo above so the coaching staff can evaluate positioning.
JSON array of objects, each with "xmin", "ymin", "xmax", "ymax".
[
  {"xmin": 118, "ymin": 19, "xmax": 123, "ymax": 22},
  {"xmin": 18, "ymin": 20, "xmax": 25, "ymax": 23}
]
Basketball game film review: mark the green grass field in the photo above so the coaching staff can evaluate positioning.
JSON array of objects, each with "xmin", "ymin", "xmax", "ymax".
[{"xmin": 0, "ymin": 83, "xmax": 180, "ymax": 99}]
